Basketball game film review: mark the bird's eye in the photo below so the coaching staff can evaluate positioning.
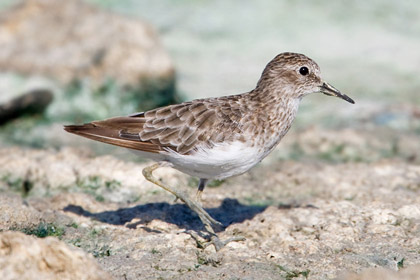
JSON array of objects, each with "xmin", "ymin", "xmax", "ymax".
[{"xmin": 299, "ymin": 66, "xmax": 309, "ymax": 76}]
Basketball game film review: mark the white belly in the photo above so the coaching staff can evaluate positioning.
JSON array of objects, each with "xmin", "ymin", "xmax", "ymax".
[{"xmin": 164, "ymin": 141, "xmax": 264, "ymax": 180}]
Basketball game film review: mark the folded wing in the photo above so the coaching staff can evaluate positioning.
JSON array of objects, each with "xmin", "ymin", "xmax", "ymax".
[{"xmin": 64, "ymin": 97, "xmax": 245, "ymax": 155}]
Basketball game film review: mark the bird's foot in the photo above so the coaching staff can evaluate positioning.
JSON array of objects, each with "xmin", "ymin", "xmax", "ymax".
[
  {"xmin": 203, "ymin": 234, "xmax": 246, "ymax": 251},
  {"xmin": 188, "ymin": 230, "xmax": 245, "ymax": 251}
]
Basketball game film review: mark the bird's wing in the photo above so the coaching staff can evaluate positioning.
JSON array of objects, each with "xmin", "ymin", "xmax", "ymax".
[{"xmin": 64, "ymin": 97, "xmax": 245, "ymax": 155}]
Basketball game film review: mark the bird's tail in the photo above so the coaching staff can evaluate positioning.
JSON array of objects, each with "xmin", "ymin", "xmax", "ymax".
[{"xmin": 64, "ymin": 117, "xmax": 162, "ymax": 153}]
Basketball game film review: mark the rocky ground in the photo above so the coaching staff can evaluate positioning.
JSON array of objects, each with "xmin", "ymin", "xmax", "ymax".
[{"xmin": 0, "ymin": 136, "xmax": 419, "ymax": 279}]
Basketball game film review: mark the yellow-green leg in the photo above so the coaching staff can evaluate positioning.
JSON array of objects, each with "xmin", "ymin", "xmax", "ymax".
[
  {"xmin": 195, "ymin": 178, "xmax": 207, "ymax": 204},
  {"xmin": 142, "ymin": 162, "xmax": 245, "ymax": 251}
]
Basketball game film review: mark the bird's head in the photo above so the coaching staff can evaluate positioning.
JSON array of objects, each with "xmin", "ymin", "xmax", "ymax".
[{"xmin": 256, "ymin": 52, "xmax": 354, "ymax": 104}]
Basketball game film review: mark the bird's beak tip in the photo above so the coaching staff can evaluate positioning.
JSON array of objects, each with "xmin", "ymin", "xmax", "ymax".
[{"xmin": 320, "ymin": 82, "xmax": 355, "ymax": 104}]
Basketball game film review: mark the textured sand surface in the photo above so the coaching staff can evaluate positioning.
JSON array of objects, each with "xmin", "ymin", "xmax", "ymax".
[{"xmin": 1, "ymin": 146, "xmax": 419, "ymax": 279}]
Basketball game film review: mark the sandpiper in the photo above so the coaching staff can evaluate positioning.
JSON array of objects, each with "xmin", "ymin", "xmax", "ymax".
[{"xmin": 65, "ymin": 52, "xmax": 354, "ymax": 250}]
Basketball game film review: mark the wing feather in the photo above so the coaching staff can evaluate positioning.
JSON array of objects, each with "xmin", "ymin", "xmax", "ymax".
[{"xmin": 64, "ymin": 95, "xmax": 247, "ymax": 155}]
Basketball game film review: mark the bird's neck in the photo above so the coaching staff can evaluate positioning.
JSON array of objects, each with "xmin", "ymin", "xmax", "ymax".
[
  {"xmin": 248, "ymin": 84, "xmax": 301, "ymax": 116},
  {"xmin": 246, "ymin": 86, "xmax": 301, "ymax": 152},
  {"xmin": 253, "ymin": 76, "xmax": 300, "ymax": 101}
]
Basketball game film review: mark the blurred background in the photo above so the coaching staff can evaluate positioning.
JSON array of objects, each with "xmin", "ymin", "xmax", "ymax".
[{"xmin": 0, "ymin": 0, "xmax": 419, "ymax": 163}]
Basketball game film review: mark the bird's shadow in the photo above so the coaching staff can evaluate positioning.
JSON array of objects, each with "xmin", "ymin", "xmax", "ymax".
[{"xmin": 63, "ymin": 198, "xmax": 267, "ymax": 233}]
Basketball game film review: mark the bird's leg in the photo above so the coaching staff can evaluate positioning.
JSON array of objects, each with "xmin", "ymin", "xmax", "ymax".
[
  {"xmin": 142, "ymin": 163, "xmax": 245, "ymax": 251},
  {"xmin": 195, "ymin": 178, "xmax": 208, "ymax": 205},
  {"xmin": 142, "ymin": 163, "xmax": 221, "ymax": 230}
]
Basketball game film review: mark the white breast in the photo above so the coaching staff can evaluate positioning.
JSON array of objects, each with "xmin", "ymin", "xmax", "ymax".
[{"xmin": 163, "ymin": 141, "xmax": 263, "ymax": 180}]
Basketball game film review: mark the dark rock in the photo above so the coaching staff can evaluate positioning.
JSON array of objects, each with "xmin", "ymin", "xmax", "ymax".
[{"xmin": 0, "ymin": 89, "xmax": 53, "ymax": 125}]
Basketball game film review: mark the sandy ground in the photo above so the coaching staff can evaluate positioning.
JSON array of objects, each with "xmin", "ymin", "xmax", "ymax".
[{"xmin": 1, "ymin": 143, "xmax": 419, "ymax": 279}]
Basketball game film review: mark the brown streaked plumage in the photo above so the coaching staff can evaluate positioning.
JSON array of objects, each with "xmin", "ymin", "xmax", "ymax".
[{"xmin": 64, "ymin": 52, "xmax": 354, "ymax": 250}]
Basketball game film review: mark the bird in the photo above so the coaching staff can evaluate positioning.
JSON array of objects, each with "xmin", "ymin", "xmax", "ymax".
[{"xmin": 64, "ymin": 52, "xmax": 354, "ymax": 250}]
